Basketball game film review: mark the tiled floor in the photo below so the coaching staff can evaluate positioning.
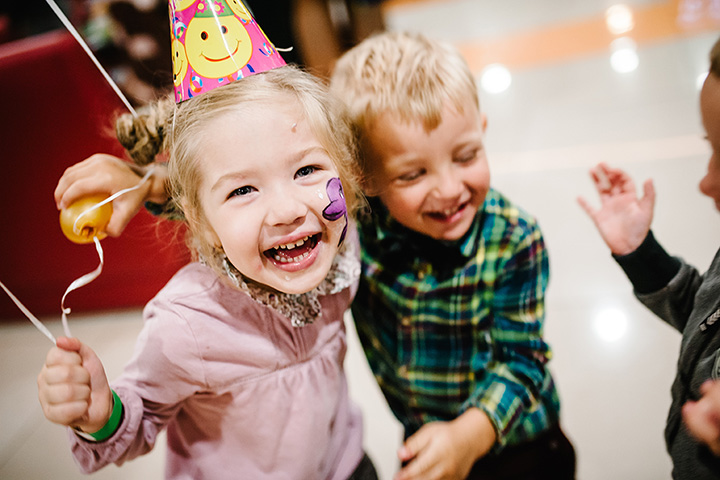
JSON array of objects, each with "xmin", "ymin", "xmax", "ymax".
[{"xmin": 2, "ymin": 0, "xmax": 720, "ymax": 479}]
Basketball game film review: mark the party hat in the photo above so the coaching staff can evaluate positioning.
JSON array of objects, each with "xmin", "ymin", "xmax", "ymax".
[{"xmin": 169, "ymin": 0, "xmax": 286, "ymax": 102}]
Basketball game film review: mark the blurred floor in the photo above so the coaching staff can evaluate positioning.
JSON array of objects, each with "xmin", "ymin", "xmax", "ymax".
[{"xmin": 2, "ymin": 1, "xmax": 720, "ymax": 479}]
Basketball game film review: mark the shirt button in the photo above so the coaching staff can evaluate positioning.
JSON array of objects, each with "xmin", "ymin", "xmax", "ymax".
[
  {"xmin": 418, "ymin": 270, "xmax": 426, "ymax": 280},
  {"xmin": 398, "ymin": 365, "xmax": 408, "ymax": 376},
  {"xmin": 401, "ymin": 316, "xmax": 412, "ymax": 327}
]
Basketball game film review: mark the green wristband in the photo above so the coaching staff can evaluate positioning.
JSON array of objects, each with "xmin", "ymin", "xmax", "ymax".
[{"xmin": 86, "ymin": 390, "xmax": 123, "ymax": 442}]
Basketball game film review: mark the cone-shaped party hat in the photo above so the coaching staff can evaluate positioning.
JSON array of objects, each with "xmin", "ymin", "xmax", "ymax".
[{"xmin": 169, "ymin": 0, "xmax": 286, "ymax": 102}]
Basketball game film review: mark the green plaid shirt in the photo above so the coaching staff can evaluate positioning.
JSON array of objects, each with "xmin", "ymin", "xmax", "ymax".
[{"xmin": 352, "ymin": 189, "xmax": 560, "ymax": 449}]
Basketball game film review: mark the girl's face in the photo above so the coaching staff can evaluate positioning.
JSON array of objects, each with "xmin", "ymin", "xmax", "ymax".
[{"xmin": 196, "ymin": 101, "xmax": 347, "ymax": 294}]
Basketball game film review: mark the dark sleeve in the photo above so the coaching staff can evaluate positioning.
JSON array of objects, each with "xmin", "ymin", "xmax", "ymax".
[{"xmin": 613, "ymin": 230, "xmax": 682, "ymax": 294}]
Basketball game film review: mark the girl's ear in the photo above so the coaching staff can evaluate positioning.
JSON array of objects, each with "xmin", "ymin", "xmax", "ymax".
[
  {"xmin": 181, "ymin": 199, "xmax": 222, "ymax": 248},
  {"xmin": 481, "ymin": 112, "xmax": 488, "ymax": 134}
]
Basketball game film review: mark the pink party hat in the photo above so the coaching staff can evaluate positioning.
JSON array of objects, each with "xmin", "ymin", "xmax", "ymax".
[{"xmin": 169, "ymin": 0, "xmax": 286, "ymax": 102}]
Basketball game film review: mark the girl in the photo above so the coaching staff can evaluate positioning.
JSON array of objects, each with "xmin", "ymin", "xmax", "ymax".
[{"xmin": 37, "ymin": 65, "xmax": 376, "ymax": 479}]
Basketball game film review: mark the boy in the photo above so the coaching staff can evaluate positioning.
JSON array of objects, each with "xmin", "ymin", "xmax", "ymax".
[
  {"xmin": 330, "ymin": 32, "xmax": 575, "ymax": 479},
  {"xmin": 578, "ymin": 36, "xmax": 720, "ymax": 479}
]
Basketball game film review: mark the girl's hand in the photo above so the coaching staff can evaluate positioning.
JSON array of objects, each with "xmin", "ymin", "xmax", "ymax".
[
  {"xmin": 577, "ymin": 162, "xmax": 655, "ymax": 255},
  {"xmin": 37, "ymin": 337, "xmax": 113, "ymax": 434},
  {"xmin": 55, "ymin": 154, "xmax": 169, "ymax": 237}
]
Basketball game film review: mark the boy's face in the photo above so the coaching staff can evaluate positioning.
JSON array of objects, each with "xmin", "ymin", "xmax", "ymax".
[
  {"xmin": 699, "ymin": 73, "xmax": 720, "ymax": 211},
  {"xmin": 363, "ymin": 103, "xmax": 490, "ymax": 241},
  {"xmin": 196, "ymin": 102, "xmax": 346, "ymax": 294}
]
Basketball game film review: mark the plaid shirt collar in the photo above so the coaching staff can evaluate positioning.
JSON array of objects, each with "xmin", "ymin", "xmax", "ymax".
[{"xmin": 362, "ymin": 195, "xmax": 486, "ymax": 268}]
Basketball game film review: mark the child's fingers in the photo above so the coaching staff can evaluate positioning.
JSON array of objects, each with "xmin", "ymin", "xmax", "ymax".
[
  {"xmin": 683, "ymin": 401, "xmax": 720, "ymax": 444},
  {"xmin": 41, "ymin": 363, "xmax": 91, "ymax": 386},
  {"xmin": 576, "ymin": 196, "xmax": 597, "ymax": 219},
  {"xmin": 44, "ymin": 346, "xmax": 82, "ymax": 369},
  {"xmin": 41, "ymin": 399, "xmax": 91, "ymax": 426},
  {"xmin": 41, "ymin": 382, "xmax": 92, "ymax": 405}
]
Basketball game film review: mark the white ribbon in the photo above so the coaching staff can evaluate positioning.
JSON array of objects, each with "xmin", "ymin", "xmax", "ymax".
[
  {"xmin": 1, "ymin": 168, "xmax": 155, "ymax": 340},
  {"xmin": 44, "ymin": 0, "xmax": 138, "ymax": 118}
]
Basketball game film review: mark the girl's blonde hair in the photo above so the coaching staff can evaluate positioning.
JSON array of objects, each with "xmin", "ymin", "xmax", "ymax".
[{"xmin": 116, "ymin": 65, "xmax": 362, "ymax": 277}]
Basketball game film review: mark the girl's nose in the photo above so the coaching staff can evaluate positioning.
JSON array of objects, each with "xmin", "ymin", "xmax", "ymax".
[{"xmin": 266, "ymin": 190, "xmax": 309, "ymax": 226}]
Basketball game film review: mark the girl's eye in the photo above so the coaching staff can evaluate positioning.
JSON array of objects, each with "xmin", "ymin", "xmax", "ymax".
[
  {"xmin": 296, "ymin": 165, "xmax": 317, "ymax": 178},
  {"xmin": 228, "ymin": 185, "xmax": 255, "ymax": 199}
]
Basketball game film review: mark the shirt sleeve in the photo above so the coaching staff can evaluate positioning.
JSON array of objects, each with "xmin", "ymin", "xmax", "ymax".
[
  {"xmin": 462, "ymin": 222, "xmax": 555, "ymax": 446},
  {"xmin": 67, "ymin": 300, "xmax": 207, "ymax": 473},
  {"xmin": 615, "ymin": 231, "xmax": 700, "ymax": 332}
]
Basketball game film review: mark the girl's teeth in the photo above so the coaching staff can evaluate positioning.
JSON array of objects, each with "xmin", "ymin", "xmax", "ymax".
[
  {"xmin": 273, "ymin": 251, "xmax": 311, "ymax": 263},
  {"xmin": 277, "ymin": 236, "xmax": 309, "ymax": 250}
]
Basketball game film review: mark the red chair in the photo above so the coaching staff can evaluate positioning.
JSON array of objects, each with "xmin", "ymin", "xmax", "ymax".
[{"xmin": 0, "ymin": 30, "xmax": 188, "ymax": 320}]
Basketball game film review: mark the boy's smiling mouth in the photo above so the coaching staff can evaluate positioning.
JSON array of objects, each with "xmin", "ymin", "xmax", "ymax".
[
  {"xmin": 265, "ymin": 234, "xmax": 320, "ymax": 265},
  {"xmin": 425, "ymin": 201, "xmax": 469, "ymax": 222}
]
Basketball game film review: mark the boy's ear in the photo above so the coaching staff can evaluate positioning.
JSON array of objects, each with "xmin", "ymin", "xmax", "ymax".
[
  {"xmin": 362, "ymin": 174, "xmax": 380, "ymax": 197},
  {"xmin": 481, "ymin": 112, "xmax": 488, "ymax": 134}
]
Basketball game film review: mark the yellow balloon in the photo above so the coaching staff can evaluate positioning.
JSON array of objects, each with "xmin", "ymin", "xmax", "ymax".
[{"xmin": 60, "ymin": 195, "xmax": 113, "ymax": 244}]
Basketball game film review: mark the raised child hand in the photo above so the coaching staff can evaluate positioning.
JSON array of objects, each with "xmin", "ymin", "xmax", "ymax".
[
  {"xmin": 577, "ymin": 162, "xmax": 655, "ymax": 255},
  {"xmin": 683, "ymin": 380, "xmax": 720, "ymax": 456},
  {"xmin": 55, "ymin": 154, "xmax": 169, "ymax": 237},
  {"xmin": 37, "ymin": 336, "xmax": 113, "ymax": 435},
  {"xmin": 394, "ymin": 409, "xmax": 495, "ymax": 480}
]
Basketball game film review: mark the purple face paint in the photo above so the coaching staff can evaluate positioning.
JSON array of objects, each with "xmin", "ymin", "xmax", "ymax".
[{"xmin": 322, "ymin": 177, "xmax": 348, "ymax": 245}]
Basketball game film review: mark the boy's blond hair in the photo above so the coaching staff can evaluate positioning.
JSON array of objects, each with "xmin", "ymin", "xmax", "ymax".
[
  {"xmin": 330, "ymin": 31, "xmax": 479, "ymax": 168},
  {"xmin": 116, "ymin": 66, "xmax": 362, "ymax": 278}
]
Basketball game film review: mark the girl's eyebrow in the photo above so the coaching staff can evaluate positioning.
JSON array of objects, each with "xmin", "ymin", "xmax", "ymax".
[
  {"xmin": 210, "ymin": 171, "xmax": 252, "ymax": 194},
  {"xmin": 210, "ymin": 146, "xmax": 331, "ymax": 193}
]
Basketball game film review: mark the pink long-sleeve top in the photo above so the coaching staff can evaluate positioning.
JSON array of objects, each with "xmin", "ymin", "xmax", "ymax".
[{"xmin": 68, "ymin": 262, "xmax": 364, "ymax": 479}]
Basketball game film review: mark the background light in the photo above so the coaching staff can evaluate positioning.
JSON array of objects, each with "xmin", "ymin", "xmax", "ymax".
[
  {"xmin": 610, "ymin": 37, "xmax": 639, "ymax": 73},
  {"xmin": 480, "ymin": 63, "xmax": 512, "ymax": 94},
  {"xmin": 594, "ymin": 307, "xmax": 629, "ymax": 342},
  {"xmin": 605, "ymin": 4, "xmax": 635, "ymax": 35}
]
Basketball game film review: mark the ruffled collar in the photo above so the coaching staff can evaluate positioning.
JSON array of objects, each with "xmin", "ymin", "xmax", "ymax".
[{"xmin": 220, "ymin": 241, "xmax": 359, "ymax": 327}]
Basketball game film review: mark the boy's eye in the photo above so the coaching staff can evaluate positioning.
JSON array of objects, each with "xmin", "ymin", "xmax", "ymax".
[
  {"xmin": 296, "ymin": 165, "xmax": 317, "ymax": 178},
  {"xmin": 397, "ymin": 169, "xmax": 425, "ymax": 182},
  {"xmin": 455, "ymin": 149, "xmax": 479, "ymax": 164},
  {"xmin": 227, "ymin": 185, "xmax": 255, "ymax": 199}
]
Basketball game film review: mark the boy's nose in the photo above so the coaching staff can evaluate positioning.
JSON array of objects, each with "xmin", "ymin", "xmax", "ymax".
[{"xmin": 432, "ymin": 169, "xmax": 465, "ymax": 200}]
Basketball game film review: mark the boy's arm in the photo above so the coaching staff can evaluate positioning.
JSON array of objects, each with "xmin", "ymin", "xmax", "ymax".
[{"xmin": 463, "ymin": 223, "xmax": 555, "ymax": 447}]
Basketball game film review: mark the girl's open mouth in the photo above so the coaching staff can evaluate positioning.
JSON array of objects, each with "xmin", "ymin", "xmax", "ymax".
[{"xmin": 264, "ymin": 234, "xmax": 320, "ymax": 265}]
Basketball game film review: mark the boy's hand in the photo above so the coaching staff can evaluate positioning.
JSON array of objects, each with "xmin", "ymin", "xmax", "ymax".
[
  {"xmin": 37, "ymin": 337, "xmax": 113, "ymax": 434},
  {"xmin": 55, "ymin": 154, "xmax": 169, "ymax": 237},
  {"xmin": 683, "ymin": 380, "xmax": 720, "ymax": 456},
  {"xmin": 395, "ymin": 409, "xmax": 496, "ymax": 480},
  {"xmin": 577, "ymin": 162, "xmax": 655, "ymax": 255}
]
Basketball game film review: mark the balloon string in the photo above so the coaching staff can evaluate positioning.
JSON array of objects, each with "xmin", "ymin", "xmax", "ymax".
[
  {"xmin": 73, "ymin": 167, "xmax": 155, "ymax": 235},
  {"xmin": 0, "ymin": 281, "xmax": 56, "ymax": 344},
  {"xmin": 1, "ymin": 167, "xmax": 156, "ymax": 340},
  {"xmin": 61, "ymin": 237, "xmax": 104, "ymax": 338},
  {"xmin": 44, "ymin": 0, "xmax": 138, "ymax": 118}
]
